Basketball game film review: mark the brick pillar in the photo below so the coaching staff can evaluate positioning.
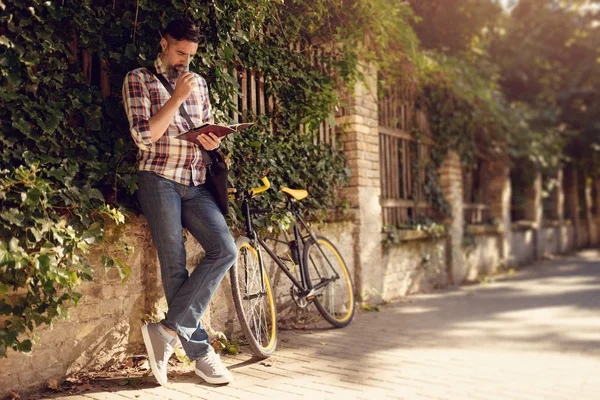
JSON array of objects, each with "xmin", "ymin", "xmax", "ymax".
[
  {"xmin": 584, "ymin": 170, "xmax": 594, "ymax": 247},
  {"xmin": 595, "ymin": 178, "xmax": 600, "ymax": 245},
  {"xmin": 554, "ymin": 168, "xmax": 565, "ymax": 252},
  {"xmin": 555, "ymin": 169, "xmax": 565, "ymax": 222},
  {"xmin": 339, "ymin": 63, "xmax": 383, "ymax": 303},
  {"xmin": 438, "ymin": 151, "xmax": 465, "ymax": 284},
  {"xmin": 564, "ymin": 163, "xmax": 580, "ymax": 248},
  {"xmin": 524, "ymin": 171, "xmax": 544, "ymax": 259},
  {"xmin": 485, "ymin": 158, "xmax": 513, "ymax": 266},
  {"xmin": 596, "ymin": 179, "xmax": 600, "ymax": 217}
]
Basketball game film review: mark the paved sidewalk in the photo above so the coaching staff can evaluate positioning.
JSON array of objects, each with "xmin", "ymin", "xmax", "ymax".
[{"xmin": 40, "ymin": 250, "xmax": 600, "ymax": 400}]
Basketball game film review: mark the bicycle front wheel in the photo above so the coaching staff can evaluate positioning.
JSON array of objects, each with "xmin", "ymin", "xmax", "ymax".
[
  {"xmin": 230, "ymin": 236, "xmax": 277, "ymax": 358},
  {"xmin": 303, "ymin": 236, "xmax": 355, "ymax": 328}
]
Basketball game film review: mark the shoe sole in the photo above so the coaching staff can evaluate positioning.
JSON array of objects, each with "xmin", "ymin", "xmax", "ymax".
[
  {"xmin": 141, "ymin": 325, "xmax": 168, "ymax": 386},
  {"xmin": 194, "ymin": 368, "xmax": 233, "ymax": 385}
]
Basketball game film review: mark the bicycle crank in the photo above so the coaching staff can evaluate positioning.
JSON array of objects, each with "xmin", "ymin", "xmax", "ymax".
[{"xmin": 290, "ymin": 286, "xmax": 310, "ymax": 308}]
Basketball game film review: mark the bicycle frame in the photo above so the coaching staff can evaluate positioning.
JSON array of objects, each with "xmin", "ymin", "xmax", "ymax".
[{"xmin": 241, "ymin": 196, "xmax": 317, "ymax": 297}]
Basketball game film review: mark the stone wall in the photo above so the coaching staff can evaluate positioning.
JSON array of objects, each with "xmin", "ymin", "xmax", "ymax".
[
  {"xmin": 510, "ymin": 226, "xmax": 537, "ymax": 266},
  {"xmin": 462, "ymin": 229, "xmax": 502, "ymax": 281},
  {"xmin": 542, "ymin": 225, "xmax": 561, "ymax": 255},
  {"xmin": 0, "ymin": 217, "xmax": 152, "ymax": 393},
  {"xmin": 381, "ymin": 236, "xmax": 448, "ymax": 300},
  {"xmin": 0, "ymin": 216, "xmax": 356, "ymax": 396}
]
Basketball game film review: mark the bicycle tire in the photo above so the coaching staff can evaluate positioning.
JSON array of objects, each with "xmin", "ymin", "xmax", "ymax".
[
  {"xmin": 302, "ymin": 235, "xmax": 356, "ymax": 328},
  {"xmin": 230, "ymin": 236, "xmax": 277, "ymax": 358}
]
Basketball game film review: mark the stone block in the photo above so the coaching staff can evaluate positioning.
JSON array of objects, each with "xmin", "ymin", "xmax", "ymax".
[
  {"xmin": 344, "ymin": 150, "xmax": 362, "ymax": 160},
  {"xmin": 367, "ymin": 144, "xmax": 380, "ymax": 154},
  {"xmin": 365, "ymin": 118, "xmax": 379, "ymax": 128},
  {"xmin": 348, "ymin": 123, "xmax": 372, "ymax": 135},
  {"xmin": 341, "ymin": 132, "xmax": 365, "ymax": 144}
]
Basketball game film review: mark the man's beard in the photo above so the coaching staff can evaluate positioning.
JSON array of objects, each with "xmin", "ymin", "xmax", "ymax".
[
  {"xmin": 162, "ymin": 53, "xmax": 185, "ymax": 80},
  {"xmin": 166, "ymin": 64, "xmax": 185, "ymax": 80}
]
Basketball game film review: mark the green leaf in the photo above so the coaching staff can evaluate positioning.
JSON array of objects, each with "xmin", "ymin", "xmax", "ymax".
[
  {"xmin": 36, "ymin": 255, "xmax": 51, "ymax": 274},
  {"xmin": 82, "ymin": 222, "xmax": 103, "ymax": 244},
  {"xmin": 16, "ymin": 339, "xmax": 32, "ymax": 352},
  {"xmin": 124, "ymin": 43, "xmax": 137, "ymax": 59},
  {"xmin": 87, "ymin": 188, "xmax": 104, "ymax": 202},
  {"xmin": 12, "ymin": 118, "xmax": 30, "ymax": 135},
  {"xmin": 23, "ymin": 187, "xmax": 43, "ymax": 207},
  {"xmin": 0, "ymin": 208, "xmax": 25, "ymax": 227},
  {"xmin": 38, "ymin": 112, "xmax": 61, "ymax": 134},
  {"xmin": 0, "ymin": 300, "xmax": 12, "ymax": 316},
  {"xmin": 101, "ymin": 256, "xmax": 114, "ymax": 269},
  {"xmin": 0, "ymin": 241, "xmax": 12, "ymax": 266}
]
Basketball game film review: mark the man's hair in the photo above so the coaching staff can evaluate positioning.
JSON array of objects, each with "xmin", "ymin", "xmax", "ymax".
[{"xmin": 162, "ymin": 18, "xmax": 201, "ymax": 43}]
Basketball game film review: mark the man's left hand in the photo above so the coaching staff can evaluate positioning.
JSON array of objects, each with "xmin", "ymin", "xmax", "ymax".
[{"xmin": 197, "ymin": 132, "xmax": 221, "ymax": 151}]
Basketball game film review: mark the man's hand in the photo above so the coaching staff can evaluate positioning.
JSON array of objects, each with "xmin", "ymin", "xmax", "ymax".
[
  {"xmin": 173, "ymin": 72, "xmax": 197, "ymax": 102},
  {"xmin": 197, "ymin": 132, "xmax": 221, "ymax": 151}
]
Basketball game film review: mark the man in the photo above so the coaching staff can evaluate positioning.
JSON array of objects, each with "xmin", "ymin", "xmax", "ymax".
[{"xmin": 122, "ymin": 18, "xmax": 236, "ymax": 385}]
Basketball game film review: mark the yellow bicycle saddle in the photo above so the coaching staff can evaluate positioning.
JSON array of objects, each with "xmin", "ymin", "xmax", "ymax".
[{"xmin": 280, "ymin": 187, "xmax": 308, "ymax": 200}]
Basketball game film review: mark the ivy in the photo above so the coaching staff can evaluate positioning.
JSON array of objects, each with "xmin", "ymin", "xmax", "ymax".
[
  {"xmin": 0, "ymin": 0, "xmax": 423, "ymax": 356},
  {"xmin": 0, "ymin": 164, "xmax": 127, "ymax": 356}
]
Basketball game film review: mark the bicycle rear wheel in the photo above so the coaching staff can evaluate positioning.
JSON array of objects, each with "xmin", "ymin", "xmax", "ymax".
[
  {"xmin": 230, "ymin": 236, "xmax": 277, "ymax": 358},
  {"xmin": 303, "ymin": 236, "xmax": 355, "ymax": 328}
]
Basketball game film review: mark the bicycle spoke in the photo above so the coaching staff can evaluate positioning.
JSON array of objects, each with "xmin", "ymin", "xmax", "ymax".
[
  {"xmin": 256, "ymin": 302, "xmax": 263, "ymax": 345},
  {"xmin": 243, "ymin": 264, "xmax": 271, "ymax": 347},
  {"xmin": 303, "ymin": 237, "xmax": 355, "ymax": 327},
  {"xmin": 328, "ymin": 283, "xmax": 335, "ymax": 316},
  {"xmin": 232, "ymin": 237, "xmax": 277, "ymax": 358}
]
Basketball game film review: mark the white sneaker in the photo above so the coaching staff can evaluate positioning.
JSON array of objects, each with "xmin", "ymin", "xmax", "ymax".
[
  {"xmin": 141, "ymin": 323, "xmax": 177, "ymax": 386},
  {"xmin": 194, "ymin": 351, "xmax": 234, "ymax": 384}
]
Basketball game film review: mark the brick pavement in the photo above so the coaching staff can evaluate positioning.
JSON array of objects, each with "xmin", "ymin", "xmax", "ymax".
[{"xmin": 36, "ymin": 249, "xmax": 600, "ymax": 400}]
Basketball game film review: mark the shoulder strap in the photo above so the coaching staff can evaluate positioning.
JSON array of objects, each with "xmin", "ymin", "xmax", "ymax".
[
  {"xmin": 147, "ymin": 67, "xmax": 213, "ymax": 161},
  {"xmin": 147, "ymin": 67, "xmax": 195, "ymax": 130}
]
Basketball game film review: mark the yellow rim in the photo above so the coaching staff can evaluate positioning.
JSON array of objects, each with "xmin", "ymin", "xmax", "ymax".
[
  {"xmin": 317, "ymin": 239, "xmax": 354, "ymax": 322},
  {"xmin": 240, "ymin": 243, "xmax": 277, "ymax": 350}
]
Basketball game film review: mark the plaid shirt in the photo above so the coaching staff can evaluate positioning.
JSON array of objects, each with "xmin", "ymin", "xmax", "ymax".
[{"xmin": 122, "ymin": 56, "xmax": 213, "ymax": 186}]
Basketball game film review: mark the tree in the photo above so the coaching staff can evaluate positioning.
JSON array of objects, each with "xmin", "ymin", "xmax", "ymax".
[
  {"xmin": 489, "ymin": 0, "xmax": 600, "ymax": 173},
  {"xmin": 407, "ymin": 0, "xmax": 504, "ymax": 55}
]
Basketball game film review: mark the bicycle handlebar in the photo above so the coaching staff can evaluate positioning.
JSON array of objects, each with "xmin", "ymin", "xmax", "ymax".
[{"xmin": 248, "ymin": 177, "xmax": 270, "ymax": 196}]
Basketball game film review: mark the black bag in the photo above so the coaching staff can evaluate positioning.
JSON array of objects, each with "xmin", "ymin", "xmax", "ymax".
[
  {"xmin": 147, "ymin": 67, "xmax": 230, "ymax": 215},
  {"xmin": 202, "ymin": 148, "xmax": 230, "ymax": 215}
]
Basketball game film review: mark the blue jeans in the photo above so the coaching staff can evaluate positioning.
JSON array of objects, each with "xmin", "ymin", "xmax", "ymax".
[{"xmin": 137, "ymin": 171, "xmax": 237, "ymax": 360}]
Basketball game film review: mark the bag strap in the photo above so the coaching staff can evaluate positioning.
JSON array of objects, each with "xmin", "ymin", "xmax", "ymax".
[
  {"xmin": 146, "ymin": 67, "xmax": 214, "ymax": 164},
  {"xmin": 147, "ymin": 67, "xmax": 196, "ymax": 129}
]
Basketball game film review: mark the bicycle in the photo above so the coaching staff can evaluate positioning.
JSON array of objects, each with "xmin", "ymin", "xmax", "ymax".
[{"xmin": 229, "ymin": 177, "xmax": 356, "ymax": 358}]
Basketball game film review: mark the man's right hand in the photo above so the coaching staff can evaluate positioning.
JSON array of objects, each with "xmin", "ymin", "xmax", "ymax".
[{"xmin": 173, "ymin": 72, "xmax": 197, "ymax": 102}]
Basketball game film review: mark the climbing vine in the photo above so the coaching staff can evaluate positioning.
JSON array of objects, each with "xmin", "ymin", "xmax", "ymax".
[{"xmin": 0, "ymin": 0, "xmax": 419, "ymax": 356}]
